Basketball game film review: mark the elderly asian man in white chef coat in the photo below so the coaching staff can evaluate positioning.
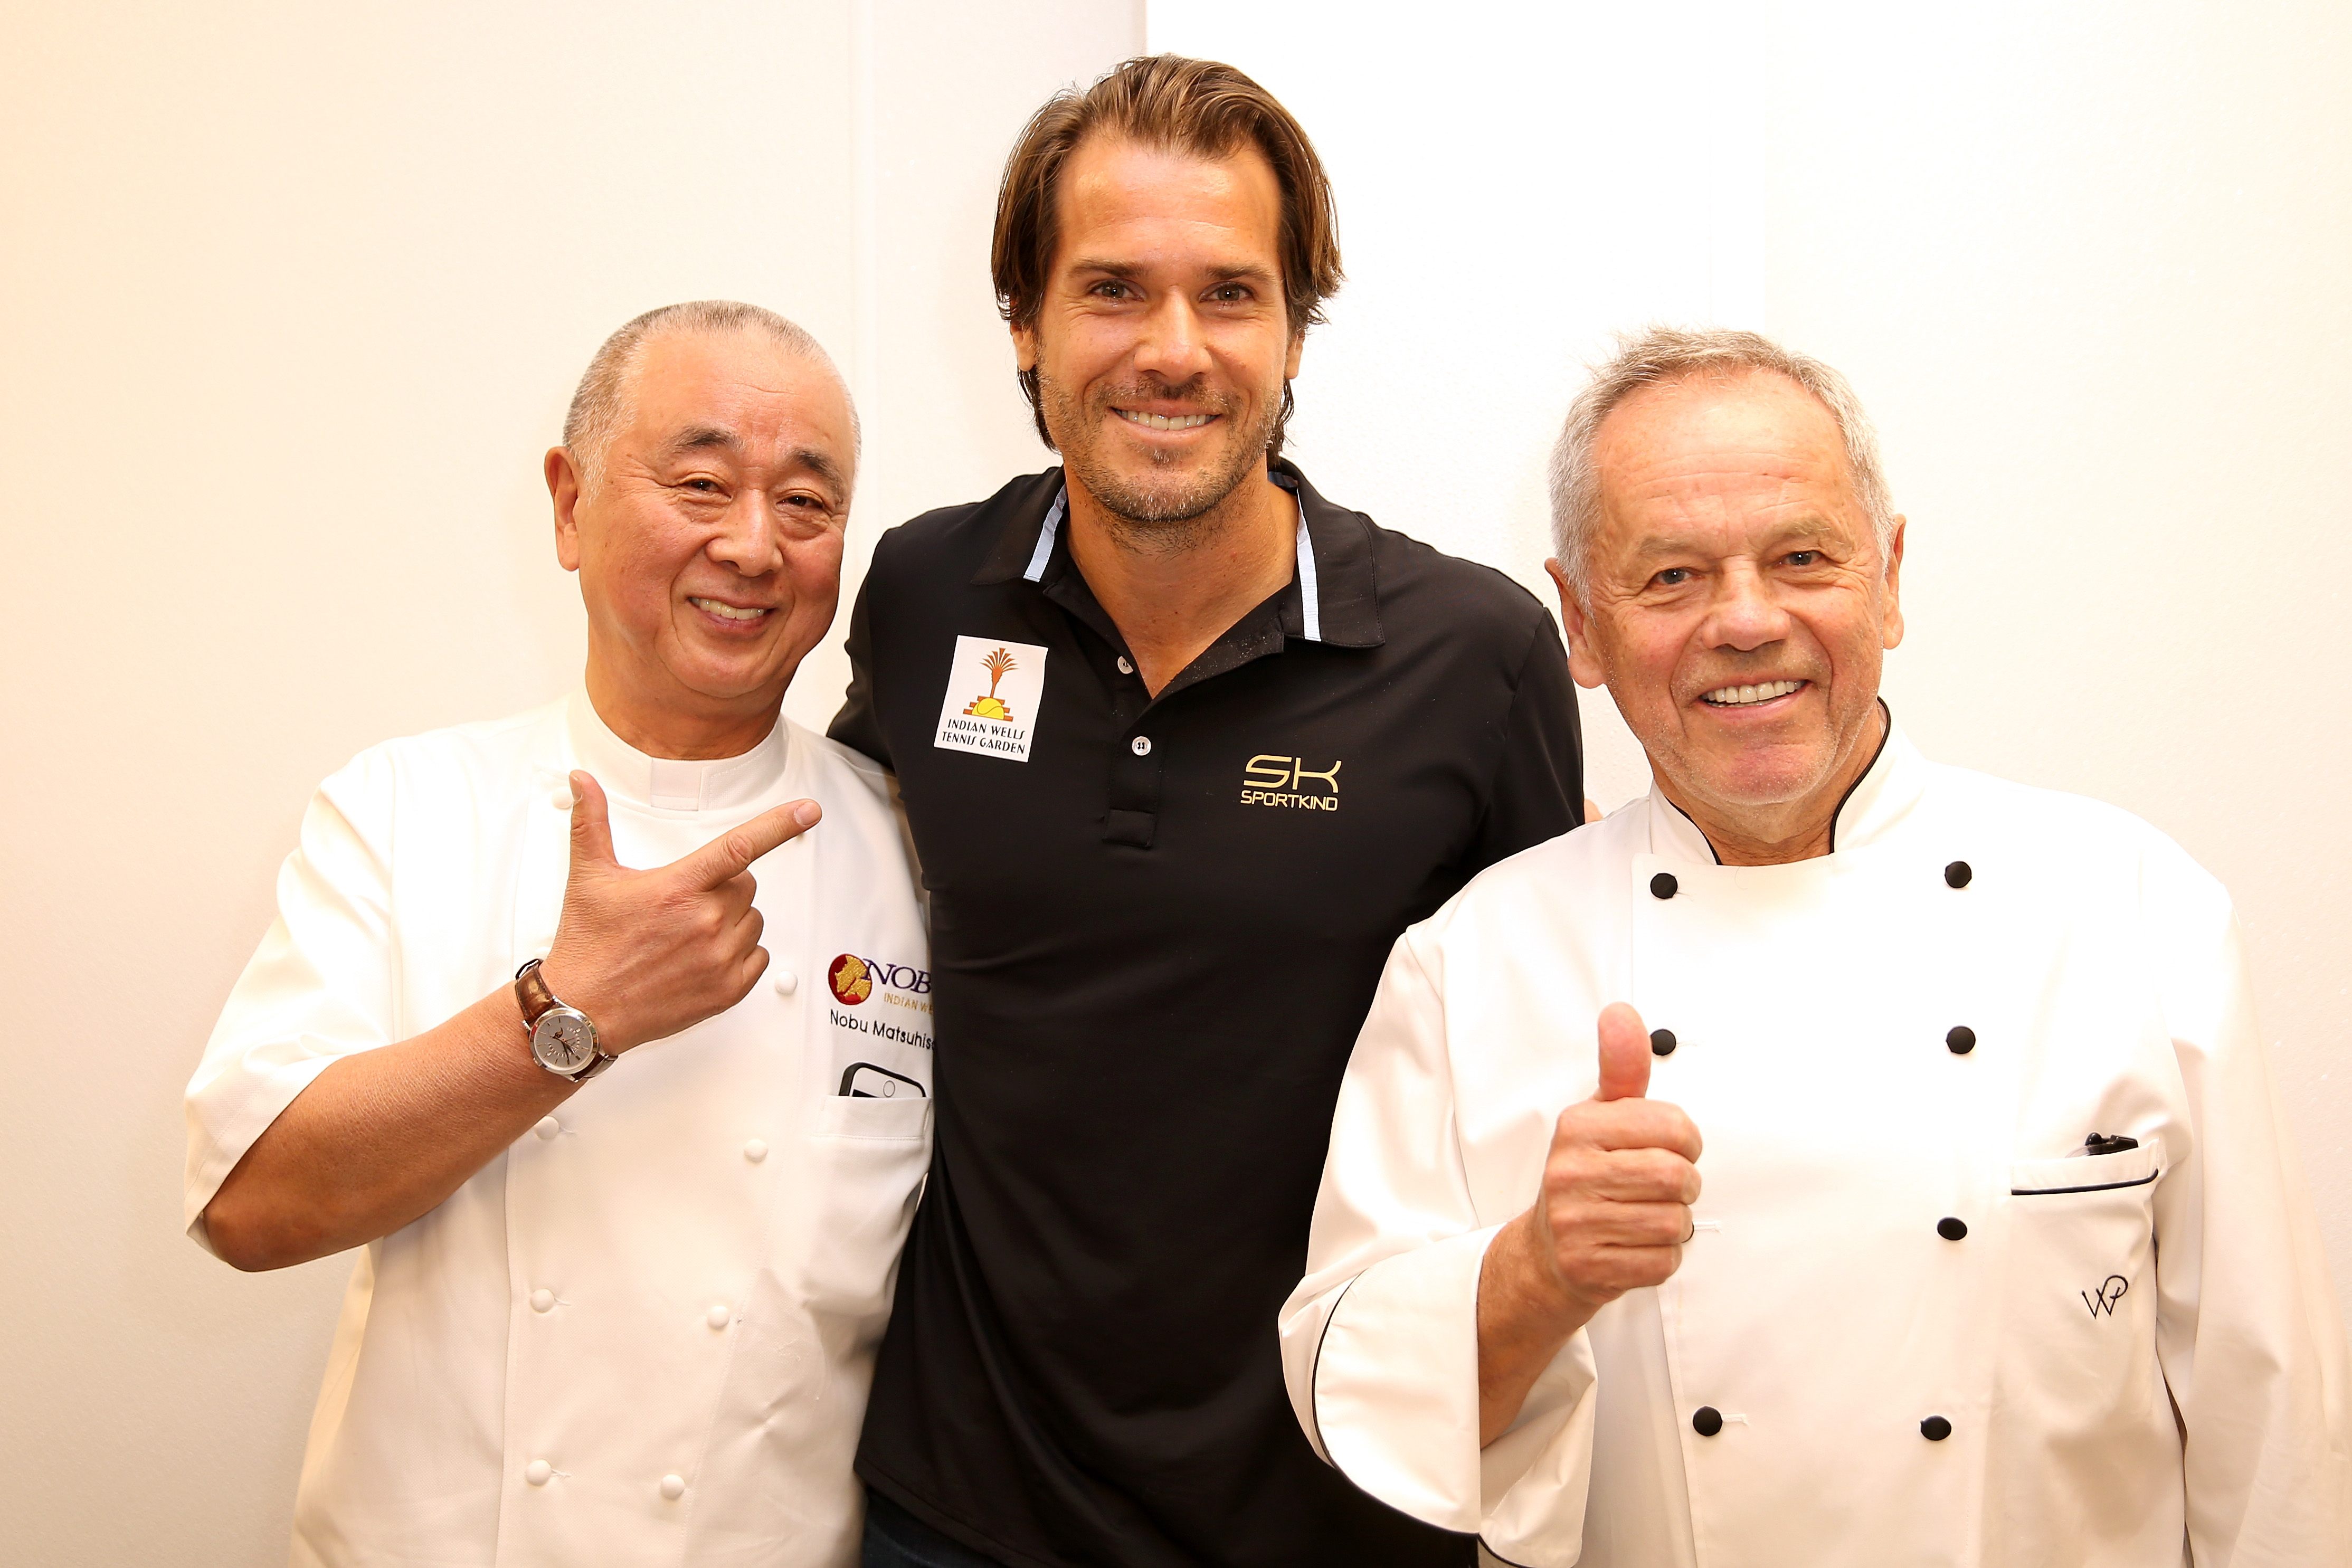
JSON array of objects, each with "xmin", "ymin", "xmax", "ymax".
[
  {"xmin": 184, "ymin": 300, "xmax": 932, "ymax": 1567},
  {"xmin": 1280, "ymin": 326, "xmax": 2351, "ymax": 1566}
]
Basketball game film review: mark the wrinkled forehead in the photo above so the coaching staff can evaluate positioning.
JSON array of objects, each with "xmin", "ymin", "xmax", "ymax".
[
  {"xmin": 624, "ymin": 329, "xmax": 856, "ymax": 486},
  {"xmin": 1593, "ymin": 369, "xmax": 1860, "ymax": 533}
]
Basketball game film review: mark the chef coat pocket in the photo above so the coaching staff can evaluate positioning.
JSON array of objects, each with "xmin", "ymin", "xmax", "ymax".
[
  {"xmin": 1989, "ymin": 1141, "xmax": 2173, "ymax": 1532},
  {"xmin": 814, "ymin": 1093, "xmax": 931, "ymax": 1141},
  {"xmin": 1996, "ymin": 1145, "xmax": 2163, "ymax": 1420},
  {"xmin": 798, "ymin": 1095, "xmax": 933, "ymax": 1324}
]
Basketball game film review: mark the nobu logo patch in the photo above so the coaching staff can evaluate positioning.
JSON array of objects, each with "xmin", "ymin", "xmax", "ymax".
[
  {"xmin": 828, "ymin": 954, "xmax": 874, "ymax": 1005},
  {"xmin": 1241, "ymin": 754, "xmax": 1341, "ymax": 811}
]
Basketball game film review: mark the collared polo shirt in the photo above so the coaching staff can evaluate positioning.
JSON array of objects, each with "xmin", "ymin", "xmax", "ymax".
[{"xmin": 830, "ymin": 460, "xmax": 1583, "ymax": 1568}]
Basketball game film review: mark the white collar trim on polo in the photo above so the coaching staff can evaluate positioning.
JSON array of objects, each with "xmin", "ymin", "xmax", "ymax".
[{"xmin": 1023, "ymin": 483, "xmax": 1324, "ymax": 644}]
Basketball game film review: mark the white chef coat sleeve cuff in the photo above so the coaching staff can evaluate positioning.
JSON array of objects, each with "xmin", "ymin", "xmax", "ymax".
[
  {"xmin": 183, "ymin": 764, "xmax": 400, "ymax": 1257},
  {"xmin": 1310, "ymin": 1224, "xmax": 1596, "ymax": 1561},
  {"xmin": 183, "ymin": 1043, "xmax": 345, "ymax": 1255}
]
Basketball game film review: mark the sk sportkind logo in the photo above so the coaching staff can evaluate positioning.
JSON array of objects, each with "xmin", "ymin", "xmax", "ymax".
[
  {"xmin": 1241, "ymin": 754, "xmax": 1342, "ymax": 812},
  {"xmin": 828, "ymin": 952, "xmax": 933, "ymax": 1006},
  {"xmin": 964, "ymin": 647, "xmax": 1018, "ymax": 721}
]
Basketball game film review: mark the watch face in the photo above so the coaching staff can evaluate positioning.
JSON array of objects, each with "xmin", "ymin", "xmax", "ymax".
[{"xmin": 532, "ymin": 1009, "xmax": 598, "ymax": 1073}]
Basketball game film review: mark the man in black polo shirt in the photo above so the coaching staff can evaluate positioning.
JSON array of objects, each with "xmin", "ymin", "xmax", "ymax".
[{"xmin": 831, "ymin": 56, "xmax": 1584, "ymax": 1568}]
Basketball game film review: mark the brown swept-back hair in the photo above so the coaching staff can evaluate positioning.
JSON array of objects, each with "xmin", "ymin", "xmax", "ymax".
[{"xmin": 991, "ymin": 54, "xmax": 1344, "ymax": 457}]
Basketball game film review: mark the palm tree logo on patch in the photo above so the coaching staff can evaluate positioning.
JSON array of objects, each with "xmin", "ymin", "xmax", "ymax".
[{"xmin": 963, "ymin": 646, "xmax": 1019, "ymax": 720}]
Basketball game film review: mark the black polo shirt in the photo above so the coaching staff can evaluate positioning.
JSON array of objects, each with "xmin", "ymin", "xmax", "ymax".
[{"xmin": 830, "ymin": 461, "xmax": 1583, "ymax": 1568}]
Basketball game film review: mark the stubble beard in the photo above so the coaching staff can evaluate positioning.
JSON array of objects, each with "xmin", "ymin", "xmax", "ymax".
[{"xmin": 1041, "ymin": 368, "xmax": 1280, "ymax": 555}]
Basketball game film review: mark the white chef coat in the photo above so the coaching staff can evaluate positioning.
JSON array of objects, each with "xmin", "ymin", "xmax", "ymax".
[
  {"xmin": 184, "ymin": 691, "xmax": 934, "ymax": 1568},
  {"xmin": 1281, "ymin": 724, "xmax": 2350, "ymax": 1567}
]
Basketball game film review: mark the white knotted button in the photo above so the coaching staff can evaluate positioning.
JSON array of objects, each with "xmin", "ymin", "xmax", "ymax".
[
  {"xmin": 533, "ymin": 1117, "xmax": 560, "ymax": 1141},
  {"xmin": 707, "ymin": 1303, "xmax": 732, "ymax": 1331},
  {"xmin": 525, "ymin": 1459, "xmax": 553, "ymax": 1487},
  {"xmin": 772, "ymin": 969, "xmax": 798, "ymax": 995},
  {"xmin": 1116, "ymin": 655, "xmax": 1135, "ymax": 675},
  {"xmin": 529, "ymin": 1288, "xmax": 556, "ymax": 1314},
  {"xmin": 1130, "ymin": 735, "xmax": 1152, "ymax": 756},
  {"xmin": 551, "ymin": 786, "xmax": 574, "ymax": 810},
  {"xmin": 659, "ymin": 1474, "xmax": 686, "ymax": 1501},
  {"xmin": 743, "ymin": 1139, "xmax": 767, "ymax": 1163}
]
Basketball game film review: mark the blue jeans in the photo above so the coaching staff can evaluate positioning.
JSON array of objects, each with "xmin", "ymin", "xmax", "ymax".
[{"xmin": 861, "ymin": 1487, "xmax": 1007, "ymax": 1568}]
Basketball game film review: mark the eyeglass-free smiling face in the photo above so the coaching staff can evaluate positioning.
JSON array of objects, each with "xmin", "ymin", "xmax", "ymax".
[
  {"xmin": 1014, "ymin": 135, "xmax": 1303, "ymax": 532},
  {"xmin": 1555, "ymin": 368, "xmax": 1905, "ymax": 856},
  {"xmin": 548, "ymin": 329, "xmax": 856, "ymax": 757}
]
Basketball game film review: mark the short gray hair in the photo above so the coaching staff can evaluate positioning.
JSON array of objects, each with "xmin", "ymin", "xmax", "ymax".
[
  {"xmin": 1547, "ymin": 326, "xmax": 1894, "ymax": 602},
  {"xmin": 562, "ymin": 300, "xmax": 857, "ymax": 489}
]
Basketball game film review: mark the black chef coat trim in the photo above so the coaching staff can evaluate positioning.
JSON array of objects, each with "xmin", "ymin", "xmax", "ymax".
[
  {"xmin": 1658, "ymin": 794, "xmax": 1724, "ymax": 866},
  {"xmin": 1657, "ymin": 698, "xmax": 1895, "ymax": 865},
  {"xmin": 2011, "ymin": 1170, "xmax": 2159, "ymax": 1195},
  {"xmin": 1825, "ymin": 698, "xmax": 1895, "ymax": 853},
  {"xmin": 1304, "ymin": 1271, "xmax": 1365, "ymax": 1468},
  {"xmin": 1476, "ymin": 1540, "xmax": 1541, "ymax": 1568},
  {"xmin": 965, "ymin": 458, "xmax": 1384, "ymax": 651}
]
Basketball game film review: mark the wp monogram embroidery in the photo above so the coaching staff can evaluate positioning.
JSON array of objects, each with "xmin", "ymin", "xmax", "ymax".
[{"xmin": 2081, "ymin": 1275, "xmax": 2129, "ymax": 1318}]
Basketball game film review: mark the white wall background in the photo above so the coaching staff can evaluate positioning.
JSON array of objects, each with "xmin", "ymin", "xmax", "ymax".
[
  {"xmin": 3, "ymin": 1, "xmax": 2345, "ymax": 1559},
  {"xmin": 1153, "ymin": 0, "xmax": 2352, "ymax": 1317},
  {"xmin": 0, "ymin": 3, "xmax": 1139, "ymax": 1562}
]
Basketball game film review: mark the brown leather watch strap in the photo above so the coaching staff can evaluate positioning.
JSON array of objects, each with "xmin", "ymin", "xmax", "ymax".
[{"xmin": 514, "ymin": 958, "xmax": 559, "ymax": 1031}]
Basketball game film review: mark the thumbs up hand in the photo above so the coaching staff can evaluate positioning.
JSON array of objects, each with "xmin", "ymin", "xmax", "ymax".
[
  {"xmin": 537, "ymin": 771, "xmax": 821, "ymax": 1054},
  {"xmin": 1525, "ymin": 1001, "xmax": 1704, "ymax": 1314},
  {"xmin": 1478, "ymin": 1002, "xmax": 1703, "ymax": 1443}
]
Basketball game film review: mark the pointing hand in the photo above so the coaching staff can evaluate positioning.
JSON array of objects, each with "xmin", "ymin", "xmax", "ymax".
[{"xmin": 538, "ymin": 771, "xmax": 820, "ymax": 1053}]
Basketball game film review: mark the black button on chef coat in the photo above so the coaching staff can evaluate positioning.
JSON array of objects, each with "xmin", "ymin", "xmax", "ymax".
[{"xmin": 830, "ymin": 461, "xmax": 1585, "ymax": 1568}]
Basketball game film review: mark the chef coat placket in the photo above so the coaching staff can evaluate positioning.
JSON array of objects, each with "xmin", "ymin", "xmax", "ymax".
[
  {"xmin": 1629, "ymin": 841, "xmax": 2005, "ymax": 1564},
  {"xmin": 495, "ymin": 764, "xmax": 814, "ymax": 1560}
]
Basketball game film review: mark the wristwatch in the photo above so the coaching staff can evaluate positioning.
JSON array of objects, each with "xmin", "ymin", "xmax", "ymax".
[{"xmin": 515, "ymin": 958, "xmax": 617, "ymax": 1082}]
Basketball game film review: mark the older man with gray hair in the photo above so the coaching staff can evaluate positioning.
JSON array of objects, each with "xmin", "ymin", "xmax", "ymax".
[
  {"xmin": 1280, "ymin": 328, "xmax": 2350, "ymax": 1565},
  {"xmin": 185, "ymin": 301, "xmax": 931, "ymax": 1566}
]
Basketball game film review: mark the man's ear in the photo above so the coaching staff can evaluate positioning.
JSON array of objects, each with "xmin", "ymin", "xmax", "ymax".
[
  {"xmin": 546, "ymin": 447, "xmax": 585, "ymax": 573},
  {"xmin": 1880, "ymin": 516, "xmax": 1907, "ymax": 650},
  {"xmin": 1283, "ymin": 327, "xmax": 1305, "ymax": 382},
  {"xmin": 1011, "ymin": 317, "xmax": 1039, "ymax": 374},
  {"xmin": 1547, "ymin": 558, "xmax": 1608, "ymax": 690}
]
